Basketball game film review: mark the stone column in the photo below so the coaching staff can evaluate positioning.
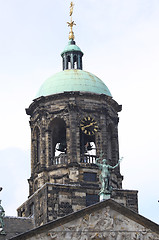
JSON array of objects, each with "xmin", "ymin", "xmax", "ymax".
[
  {"xmin": 66, "ymin": 124, "xmax": 71, "ymax": 164},
  {"xmin": 100, "ymin": 114, "xmax": 107, "ymax": 158},
  {"xmin": 41, "ymin": 128, "xmax": 46, "ymax": 169},
  {"xmin": 69, "ymin": 112, "xmax": 78, "ymax": 162},
  {"xmin": 64, "ymin": 54, "xmax": 68, "ymax": 70},
  {"xmin": 76, "ymin": 128, "xmax": 81, "ymax": 163},
  {"xmin": 112, "ymin": 126, "xmax": 119, "ymax": 166},
  {"xmin": 77, "ymin": 55, "xmax": 81, "ymax": 69},
  {"xmin": 45, "ymin": 129, "xmax": 51, "ymax": 168},
  {"xmin": 30, "ymin": 127, "xmax": 34, "ymax": 176},
  {"xmin": 71, "ymin": 53, "xmax": 74, "ymax": 69},
  {"xmin": 95, "ymin": 132, "xmax": 101, "ymax": 157}
]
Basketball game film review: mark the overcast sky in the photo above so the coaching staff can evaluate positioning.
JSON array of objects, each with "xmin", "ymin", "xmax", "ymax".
[{"xmin": 0, "ymin": 0, "xmax": 159, "ymax": 223}]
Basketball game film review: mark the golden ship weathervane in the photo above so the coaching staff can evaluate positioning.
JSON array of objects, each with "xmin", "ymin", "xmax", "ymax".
[{"xmin": 67, "ymin": 2, "xmax": 76, "ymax": 40}]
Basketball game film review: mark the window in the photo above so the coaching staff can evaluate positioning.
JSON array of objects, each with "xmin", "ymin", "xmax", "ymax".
[
  {"xmin": 83, "ymin": 172, "xmax": 97, "ymax": 182},
  {"xmin": 49, "ymin": 118, "xmax": 67, "ymax": 164},
  {"xmin": 29, "ymin": 203, "xmax": 34, "ymax": 217},
  {"xmin": 86, "ymin": 194, "xmax": 99, "ymax": 207}
]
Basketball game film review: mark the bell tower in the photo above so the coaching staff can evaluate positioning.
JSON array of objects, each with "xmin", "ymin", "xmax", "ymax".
[{"xmin": 17, "ymin": 2, "xmax": 138, "ymax": 227}]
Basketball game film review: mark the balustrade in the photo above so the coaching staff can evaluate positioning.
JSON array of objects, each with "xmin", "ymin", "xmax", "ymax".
[
  {"xmin": 80, "ymin": 154, "xmax": 97, "ymax": 164},
  {"xmin": 52, "ymin": 154, "xmax": 68, "ymax": 165},
  {"xmin": 51, "ymin": 154, "xmax": 97, "ymax": 165}
]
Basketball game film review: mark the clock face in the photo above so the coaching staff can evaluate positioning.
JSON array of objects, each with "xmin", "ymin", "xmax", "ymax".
[{"xmin": 80, "ymin": 116, "xmax": 98, "ymax": 135}]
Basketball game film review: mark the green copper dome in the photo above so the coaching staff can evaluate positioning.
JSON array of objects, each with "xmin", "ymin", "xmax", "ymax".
[
  {"xmin": 61, "ymin": 40, "xmax": 83, "ymax": 55},
  {"xmin": 36, "ymin": 69, "xmax": 112, "ymax": 98}
]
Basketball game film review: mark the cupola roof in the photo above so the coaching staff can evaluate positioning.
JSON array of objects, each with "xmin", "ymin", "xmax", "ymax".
[
  {"xmin": 61, "ymin": 40, "xmax": 83, "ymax": 55},
  {"xmin": 36, "ymin": 69, "xmax": 112, "ymax": 98}
]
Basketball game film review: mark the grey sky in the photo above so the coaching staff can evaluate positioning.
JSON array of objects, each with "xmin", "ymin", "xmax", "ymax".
[{"xmin": 0, "ymin": 0, "xmax": 159, "ymax": 223}]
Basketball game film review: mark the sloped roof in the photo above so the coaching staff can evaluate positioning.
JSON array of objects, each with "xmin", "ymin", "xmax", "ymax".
[{"xmin": 1, "ymin": 216, "xmax": 34, "ymax": 240}]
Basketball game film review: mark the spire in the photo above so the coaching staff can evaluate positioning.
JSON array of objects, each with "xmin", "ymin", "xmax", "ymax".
[
  {"xmin": 61, "ymin": 2, "xmax": 83, "ymax": 70},
  {"xmin": 67, "ymin": 2, "xmax": 76, "ymax": 40}
]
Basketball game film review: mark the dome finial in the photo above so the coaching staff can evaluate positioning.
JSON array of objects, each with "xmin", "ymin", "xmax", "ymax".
[{"xmin": 67, "ymin": 2, "xmax": 76, "ymax": 40}]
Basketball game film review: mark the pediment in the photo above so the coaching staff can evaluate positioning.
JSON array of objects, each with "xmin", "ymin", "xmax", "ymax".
[
  {"xmin": 11, "ymin": 199, "xmax": 159, "ymax": 240},
  {"xmin": 48, "ymin": 204, "xmax": 159, "ymax": 239}
]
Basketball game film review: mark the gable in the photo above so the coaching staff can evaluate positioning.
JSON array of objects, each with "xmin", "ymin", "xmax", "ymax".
[
  {"xmin": 11, "ymin": 200, "xmax": 159, "ymax": 240},
  {"xmin": 47, "ymin": 207, "xmax": 159, "ymax": 240}
]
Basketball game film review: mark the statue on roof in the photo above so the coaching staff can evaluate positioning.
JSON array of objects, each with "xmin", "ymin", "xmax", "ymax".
[
  {"xmin": 0, "ymin": 188, "xmax": 5, "ymax": 235},
  {"xmin": 0, "ymin": 202, "xmax": 5, "ymax": 233},
  {"xmin": 95, "ymin": 152, "xmax": 123, "ymax": 195}
]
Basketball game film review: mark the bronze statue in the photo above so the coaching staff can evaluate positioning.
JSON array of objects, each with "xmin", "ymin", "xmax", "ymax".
[{"xmin": 96, "ymin": 152, "xmax": 123, "ymax": 194}]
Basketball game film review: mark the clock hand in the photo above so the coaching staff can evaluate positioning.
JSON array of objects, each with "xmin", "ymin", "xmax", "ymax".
[
  {"xmin": 81, "ymin": 124, "xmax": 92, "ymax": 129},
  {"xmin": 86, "ymin": 122, "xmax": 95, "ymax": 128},
  {"xmin": 81, "ymin": 120, "xmax": 97, "ymax": 129}
]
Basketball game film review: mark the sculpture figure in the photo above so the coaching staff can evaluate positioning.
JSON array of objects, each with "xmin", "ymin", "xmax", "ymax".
[
  {"xmin": 95, "ymin": 152, "xmax": 123, "ymax": 194},
  {"xmin": 0, "ymin": 200, "xmax": 5, "ymax": 234}
]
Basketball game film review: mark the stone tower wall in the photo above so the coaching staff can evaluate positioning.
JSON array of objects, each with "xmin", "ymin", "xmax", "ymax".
[
  {"xmin": 17, "ymin": 183, "xmax": 138, "ymax": 227},
  {"xmin": 17, "ymin": 91, "xmax": 136, "ymax": 227},
  {"xmin": 26, "ymin": 92, "xmax": 123, "ymax": 196}
]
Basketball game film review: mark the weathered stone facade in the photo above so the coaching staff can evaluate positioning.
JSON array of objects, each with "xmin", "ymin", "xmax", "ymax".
[
  {"xmin": 26, "ymin": 92, "xmax": 123, "ymax": 196},
  {"xmin": 17, "ymin": 182, "xmax": 138, "ymax": 227},
  {"xmin": 12, "ymin": 200, "xmax": 159, "ymax": 240},
  {"xmin": 16, "ymin": 90, "xmax": 139, "ymax": 226}
]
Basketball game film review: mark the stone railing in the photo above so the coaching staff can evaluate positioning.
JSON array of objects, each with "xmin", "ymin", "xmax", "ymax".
[
  {"xmin": 80, "ymin": 154, "xmax": 97, "ymax": 164},
  {"xmin": 52, "ymin": 154, "xmax": 68, "ymax": 165},
  {"xmin": 51, "ymin": 154, "xmax": 97, "ymax": 165}
]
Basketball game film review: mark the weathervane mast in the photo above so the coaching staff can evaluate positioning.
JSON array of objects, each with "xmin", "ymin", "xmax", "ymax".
[{"xmin": 67, "ymin": 1, "xmax": 76, "ymax": 40}]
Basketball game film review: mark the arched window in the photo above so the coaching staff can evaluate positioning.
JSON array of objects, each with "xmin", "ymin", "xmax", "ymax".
[
  {"xmin": 80, "ymin": 116, "xmax": 98, "ymax": 163},
  {"xmin": 49, "ymin": 118, "xmax": 67, "ymax": 164},
  {"xmin": 67, "ymin": 56, "xmax": 71, "ymax": 69},
  {"xmin": 80, "ymin": 131, "xmax": 96, "ymax": 153},
  {"xmin": 73, "ymin": 55, "xmax": 77, "ymax": 69}
]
